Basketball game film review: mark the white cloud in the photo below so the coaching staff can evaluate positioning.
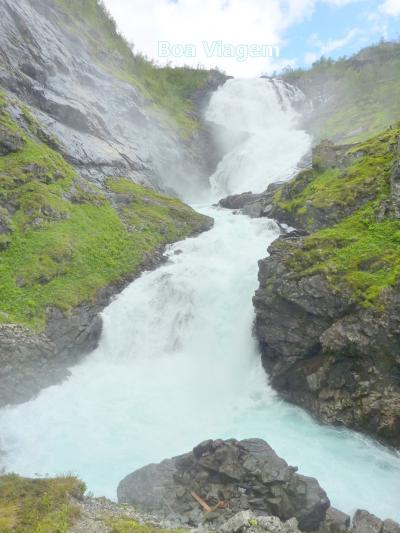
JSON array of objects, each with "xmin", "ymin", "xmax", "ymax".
[
  {"xmin": 102, "ymin": 0, "xmax": 316, "ymax": 77},
  {"xmin": 379, "ymin": 0, "xmax": 400, "ymax": 15},
  {"xmin": 304, "ymin": 27, "xmax": 360, "ymax": 64}
]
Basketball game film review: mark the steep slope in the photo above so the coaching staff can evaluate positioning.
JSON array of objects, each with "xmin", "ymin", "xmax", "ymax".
[
  {"xmin": 0, "ymin": 0, "xmax": 225, "ymax": 196},
  {"xmin": 282, "ymin": 41, "xmax": 400, "ymax": 144},
  {"xmin": 0, "ymin": 0, "xmax": 221, "ymax": 406},
  {"xmin": 253, "ymin": 127, "xmax": 400, "ymax": 447}
]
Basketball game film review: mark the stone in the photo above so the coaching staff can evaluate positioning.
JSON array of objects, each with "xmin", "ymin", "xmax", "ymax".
[
  {"xmin": 352, "ymin": 510, "xmax": 382, "ymax": 533},
  {"xmin": 382, "ymin": 519, "xmax": 400, "ymax": 533},
  {"xmin": 253, "ymin": 232, "xmax": 400, "ymax": 448},
  {"xmin": 0, "ymin": 125, "xmax": 24, "ymax": 155},
  {"xmin": 319, "ymin": 507, "xmax": 351, "ymax": 532},
  {"xmin": 117, "ymin": 438, "xmax": 329, "ymax": 531}
]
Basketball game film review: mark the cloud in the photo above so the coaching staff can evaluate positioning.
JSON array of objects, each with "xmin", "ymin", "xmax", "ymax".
[
  {"xmin": 304, "ymin": 27, "xmax": 361, "ymax": 63},
  {"xmin": 379, "ymin": 0, "xmax": 400, "ymax": 15},
  {"xmin": 102, "ymin": 0, "xmax": 316, "ymax": 77}
]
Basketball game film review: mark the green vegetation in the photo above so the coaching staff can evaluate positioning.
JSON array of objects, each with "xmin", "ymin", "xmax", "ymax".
[
  {"xmin": 275, "ymin": 127, "xmax": 400, "ymax": 308},
  {"xmin": 53, "ymin": 0, "xmax": 213, "ymax": 135},
  {"xmin": 0, "ymin": 94, "xmax": 210, "ymax": 330},
  {"xmin": 274, "ymin": 128, "xmax": 399, "ymax": 230},
  {"xmin": 282, "ymin": 41, "xmax": 400, "ymax": 143},
  {"xmin": 286, "ymin": 204, "xmax": 400, "ymax": 308},
  {"xmin": 0, "ymin": 474, "xmax": 85, "ymax": 532}
]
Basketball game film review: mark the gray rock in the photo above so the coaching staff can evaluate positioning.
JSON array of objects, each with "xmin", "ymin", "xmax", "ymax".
[
  {"xmin": 0, "ymin": 0, "xmax": 226, "ymax": 198},
  {"xmin": 117, "ymin": 438, "xmax": 330, "ymax": 531},
  {"xmin": 218, "ymin": 182, "xmax": 286, "ymax": 219},
  {"xmin": 318, "ymin": 507, "xmax": 351, "ymax": 532},
  {"xmin": 253, "ymin": 232, "xmax": 400, "ymax": 448},
  {"xmin": 0, "ymin": 124, "xmax": 24, "ymax": 155},
  {"xmin": 382, "ymin": 519, "xmax": 400, "ymax": 533},
  {"xmin": 352, "ymin": 510, "xmax": 382, "ymax": 533}
]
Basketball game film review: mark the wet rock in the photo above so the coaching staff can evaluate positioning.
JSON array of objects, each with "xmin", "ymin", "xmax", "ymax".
[
  {"xmin": 219, "ymin": 182, "xmax": 285, "ymax": 219},
  {"xmin": 318, "ymin": 507, "xmax": 351, "ymax": 532},
  {"xmin": 0, "ymin": 0, "xmax": 224, "ymax": 196},
  {"xmin": 0, "ymin": 244, "xmax": 171, "ymax": 408},
  {"xmin": 117, "ymin": 438, "xmax": 330, "ymax": 531},
  {"xmin": 253, "ymin": 235, "xmax": 400, "ymax": 448},
  {"xmin": 219, "ymin": 192, "xmax": 264, "ymax": 210},
  {"xmin": 0, "ymin": 324, "xmax": 68, "ymax": 406}
]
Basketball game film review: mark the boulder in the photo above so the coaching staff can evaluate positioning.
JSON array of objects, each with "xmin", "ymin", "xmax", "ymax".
[
  {"xmin": 352, "ymin": 510, "xmax": 382, "ymax": 533},
  {"xmin": 0, "ymin": 125, "xmax": 24, "ymax": 155},
  {"xmin": 117, "ymin": 438, "xmax": 330, "ymax": 531}
]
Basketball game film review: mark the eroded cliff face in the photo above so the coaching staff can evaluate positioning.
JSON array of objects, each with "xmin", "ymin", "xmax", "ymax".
[
  {"xmin": 0, "ymin": 0, "xmax": 225, "ymax": 197},
  {"xmin": 252, "ymin": 128, "xmax": 400, "ymax": 447}
]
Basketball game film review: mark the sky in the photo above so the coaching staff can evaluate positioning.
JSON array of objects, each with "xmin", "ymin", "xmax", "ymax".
[{"xmin": 102, "ymin": 0, "xmax": 400, "ymax": 77}]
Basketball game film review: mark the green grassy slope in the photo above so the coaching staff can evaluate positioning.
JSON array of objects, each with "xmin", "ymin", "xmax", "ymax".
[
  {"xmin": 53, "ymin": 0, "xmax": 213, "ymax": 135},
  {"xmin": 0, "ymin": 92, "xmax": 211, "ymax": 330},
  {"xmin": 0, "ymin": 474, "xmax": 187, "ymax": 532},
  {"xmin": 283, "ymin": 41, "xmax": 400, "ymax": 143},
  {"xmin": 272, "ymin": 126, "xmax": 400, "ymax": 308}
]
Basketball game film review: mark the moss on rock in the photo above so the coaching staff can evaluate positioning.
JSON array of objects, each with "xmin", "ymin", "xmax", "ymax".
[
  {"xmin": 0, "ymin": 94, "xmax": 212, "ymax": 330},
  {"xmin": 271, "ymin": 127, "xmax": 400, "ymax": 308}
]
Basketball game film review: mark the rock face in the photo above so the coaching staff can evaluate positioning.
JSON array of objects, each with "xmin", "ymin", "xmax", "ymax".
[
  {"xmin": 117, "ymin": 438, "xmax": 330, "ymax": 531},
  {"xmin": 253, "ymin": 234, "xmax": 400, "ymax": 448},
  {"xmin": 0, "ymin": 0, "xmax": 226, "ymax": 197},
  {"xmin": 0, "ymin": 324, "xmax": 65, "ymax": 406},
  {"xmin": 352, "ymin": 510, "xmax": 400, "ymax": 533},
  {"xmin": 252, "ymin": 131, "xmax": 400, "ymax": 448}
]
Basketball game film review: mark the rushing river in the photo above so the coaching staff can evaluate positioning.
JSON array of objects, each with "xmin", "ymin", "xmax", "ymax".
[{"xmin": 1, "ymin": 79, "xmax": 400, "ymax": 521}]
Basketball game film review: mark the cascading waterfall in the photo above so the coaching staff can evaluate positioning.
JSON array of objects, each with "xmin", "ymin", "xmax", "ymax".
[
  {"xmin": 206, "ymin": 78, "xmax": 310, "ymax": 198},
  {"xmin": 1, "ymin": 79, "xmax": 400, "ymax": 521}
]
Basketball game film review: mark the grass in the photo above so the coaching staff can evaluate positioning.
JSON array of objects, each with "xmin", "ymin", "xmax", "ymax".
[
  {"xmin": 52, "ymin": 0, "xmax": 213, "ymax": 136},
  {"xmin": 0, "ymin": 474, "xmax": 85, "ymax": 532},
  {"xmin": 275, "ymin": 126, "xmax": 400, "ymax": 308},
  {"xmin": 0, "ymin": 94, "xmax": 210, "ymax": 330},
  {"xmin": 274, "ymin": 128, "xmax": 399, "ymax": 231},
  {"xmin": 285, "ymin": 202, "xmax": 400, "ymax": 308}
]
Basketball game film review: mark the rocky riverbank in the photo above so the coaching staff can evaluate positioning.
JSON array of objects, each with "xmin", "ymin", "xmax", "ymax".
[
  {"xmin": 1, "ymin": 438, "xmax": 399, "ymax": 532},
  {"xmin": 221, "ymin": 128, "xmax": 400, "ymax": 448},
  {"xmin": 116, "ymin": 438, "xmax": 400, "ymax": 532}
]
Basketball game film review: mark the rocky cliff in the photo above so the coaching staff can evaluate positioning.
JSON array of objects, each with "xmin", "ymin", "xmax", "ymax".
[
  {"xmin": 250, "ymin": 127, "xmax": 400, "ymax": 448},
  {"xmin": 0, "ymin": 0, "xmax": 224, "ymax": 406}
]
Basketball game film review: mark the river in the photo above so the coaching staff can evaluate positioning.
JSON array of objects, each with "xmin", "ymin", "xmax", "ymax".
[{"xmin": 1, "ymin": 78, "xmax": 399, "ymax": 521}]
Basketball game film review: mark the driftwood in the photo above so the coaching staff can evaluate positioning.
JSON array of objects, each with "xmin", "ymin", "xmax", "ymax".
[{"xmin": 191, "ymin": 491, "xmax": 229, "ymax": 513}]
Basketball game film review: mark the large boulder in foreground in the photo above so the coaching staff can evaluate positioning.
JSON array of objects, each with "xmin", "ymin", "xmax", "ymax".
[{"xmin": 117, "ymin": 438, "xmax": 330, "ymax": 531}]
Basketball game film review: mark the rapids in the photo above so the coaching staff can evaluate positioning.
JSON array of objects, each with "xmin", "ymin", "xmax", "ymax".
[{"xmin": 1, "ymin": 78, "xmax": 399, "ymax": 521}]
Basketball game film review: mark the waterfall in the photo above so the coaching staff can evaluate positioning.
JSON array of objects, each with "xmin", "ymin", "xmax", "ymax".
[
  {"xmin": 206, "ymin": 78, "xmax": 311, "ymax": 198},
  {"xmin": 1, "ymin": 79, "xmax": 400, "ymax": 521}
]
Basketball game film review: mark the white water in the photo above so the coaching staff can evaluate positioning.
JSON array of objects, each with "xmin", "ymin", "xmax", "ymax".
[
  {"xmin": 206, "ymin": 78, "xmax": 310, "ymax": 197},
  {"xmin": 1, "ymin": 79, "xmax": 400, "ymax": 522}
]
